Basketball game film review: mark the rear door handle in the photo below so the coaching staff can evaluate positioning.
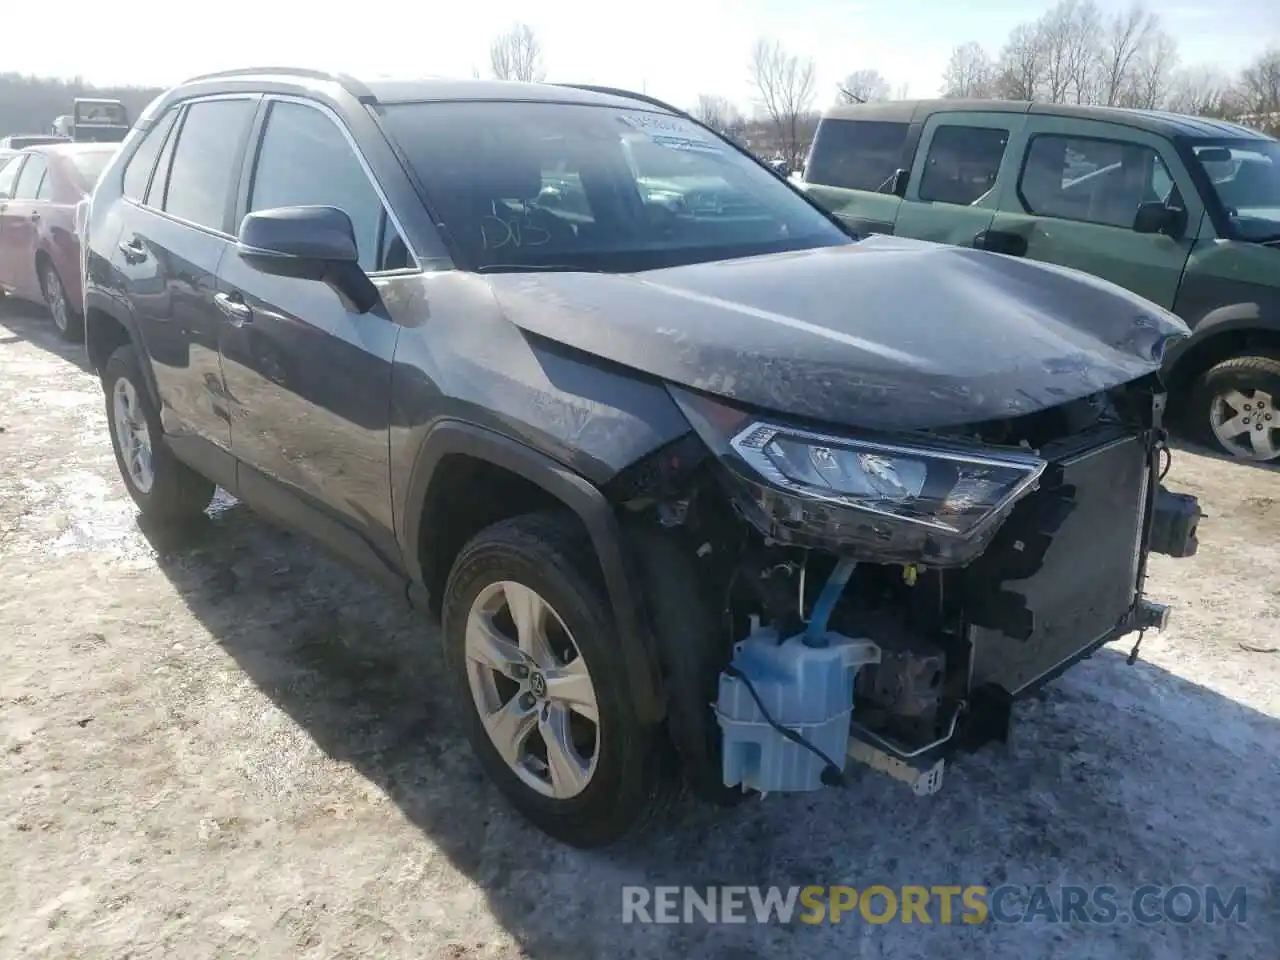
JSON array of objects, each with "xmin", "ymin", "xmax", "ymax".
[
  {"xmin": 214, "ymin": 291, "xmax": 253, "ymax": 326},
  {"xmin": 973, "ymin": 229, "xmax": 1028, "ymax": 257},
  {"xmin": 118, "ymin": 237, "xmax": 147, "ymax": 264}
]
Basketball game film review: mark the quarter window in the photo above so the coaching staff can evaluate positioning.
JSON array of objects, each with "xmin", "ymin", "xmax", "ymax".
[
  {"xmin": 249, "ymin": 101, "xmax": 399, "ymax": 272},
  {"xmin": 162, "ymin": 99, "xmax": 256, "ymax": 232},
  {"xmin": 122, "ymin": 109, "xmax": 179, "ymax": 202},
  {"xmin": 805, "ymin": 119, "xmax": 910, "ymax": 192},
  {"xmin": 918, "ymin": 125, "xmax": 1009, "ymax": 206},
  {"xmin": 13, "ymin": 155, "xmax": 48, "ymax": 200},
  {"xmin": 1018, "ymin": 134, "xmax": 1180, "ymax": 229}
]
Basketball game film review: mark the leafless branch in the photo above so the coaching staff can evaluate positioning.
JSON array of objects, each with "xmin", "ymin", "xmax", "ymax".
[
  {"xmin": 836, "ymin": 69, "xmax": 890, "ymax": 105},
  {"xmin": 941, "ymin": 42, "xmax": 996, "ymax": 98},
  {"xmin": 489, "ymin": 23, "xmax": 546, "ymax": 83},
  {"xmin": 748, "ymin": 39, "xmax": 817, "ymax": 167}
]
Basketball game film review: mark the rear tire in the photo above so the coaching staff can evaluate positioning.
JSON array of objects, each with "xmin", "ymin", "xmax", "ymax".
[
  {"xmin": 39, "ymin": 261, "xmax": 81, "ymax": 342},
  {"xmin": 1189, "ymin": 354, "xmax": 1280, "ymax": 463},
  {"xmin": 103, "ymin": 344, "xmax": 215, "ymax": 521},
  {"xmin": 442, "ymin": 512, "xmax": 674, "ymax": 847}
]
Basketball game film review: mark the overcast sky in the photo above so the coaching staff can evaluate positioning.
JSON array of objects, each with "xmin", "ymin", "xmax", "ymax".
[{"xmin": 7, "ymin": 0, "xmax": 1277, "ymax": 109}]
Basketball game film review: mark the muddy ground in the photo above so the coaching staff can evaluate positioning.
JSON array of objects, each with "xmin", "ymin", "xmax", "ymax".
[{"xmin": 0, "ymin": 299, "xmax": 1277, "ymax": 959}]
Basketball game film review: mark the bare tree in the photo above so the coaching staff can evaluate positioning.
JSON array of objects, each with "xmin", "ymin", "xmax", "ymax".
[
  {"xmin": 1098, "ymin": 3, "xmax": 1157, "ymax": 105},
  {"xmin": 837, "ymin": 69, "xmax": 890, "ymax": 104},
  {"xmin": 692, "ymin": 94, "xmax": 733, "ymax": 130},
  {"xmin": 1236, "ymin": 47, "xmax": 1280, "ymax": 118},
  {"xmin": 1165, "ymin": 66, "xmax": 1233, "ymax": 117},
  {"xmin": 489, "ymin": 23, "xmax": 546, "ymax": 83},
  {"xmin": 749, "ymin": 39, "xmax": 817, "ymax": 166},
  {"xmin": 996, "ymin": 22, "xmax": 1048, "ymax": 100},
  {"xmin": 941, "ymin": 42, "xmax": 996, "ymax": 98},
  {"xmin": 1037, "ymin": 0, "xmax": 1103, "ymax": 104},
  {"xmin": 1122, "ymin": 30, "xmax": 1178, "ymax": 109}
]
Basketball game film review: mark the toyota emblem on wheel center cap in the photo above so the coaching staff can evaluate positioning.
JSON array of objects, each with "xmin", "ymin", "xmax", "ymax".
[{"xmin": 529, "ymin": 672, "xmax": 547, "ymax": 698}]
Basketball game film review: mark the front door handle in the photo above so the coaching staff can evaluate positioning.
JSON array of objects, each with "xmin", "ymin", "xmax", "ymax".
[
  {"xmin": 118, "ymin": 237, "xmax": 147, "ymax": 264},
  {"xmin": 214, "ymin": 291, "xmax": 253, "ymax": 326},
  {"xmin": 30, "ymin": 211, "xmax": 41, "ymax": 224},
  {"xmin": 973, "ymin": 229, "xmax": 1028, "ymax": 257}
]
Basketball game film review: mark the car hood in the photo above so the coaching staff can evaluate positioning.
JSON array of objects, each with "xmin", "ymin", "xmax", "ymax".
[{"xmin": 483, "ymin": 235, "xmax": 1190, "ymax": 432}]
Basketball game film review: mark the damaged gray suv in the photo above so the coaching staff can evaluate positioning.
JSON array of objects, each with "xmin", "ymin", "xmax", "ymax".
[{"xmin": 83, "ymin": 70, "xmax": 1203, "ymax": 847}]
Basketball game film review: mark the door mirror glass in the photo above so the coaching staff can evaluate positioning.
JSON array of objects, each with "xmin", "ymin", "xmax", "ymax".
[
  {"xmin": 1133, "ymin": 201, "xmax": 1185, "ymax": 238},
  {"xmin": 237, "ymin": 205, "xmax": 379, "ymax": 312}
]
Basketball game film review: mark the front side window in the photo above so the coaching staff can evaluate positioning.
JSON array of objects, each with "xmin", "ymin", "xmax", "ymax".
[
  {"xmin": 249, "ymin": 101, "xmax": 395, "ymax": 272},
  {"xmin": 805, "ymin": 119, "xmax": 910, "ymax": 192},
  {"xmin": 162, "ymin": 99, "xmax": 256, "ymax": 232},
  {"xmin": 1019, "ymin": 134, "xmax": 1178, "ymax": 229},
  {"xmin": 1190, "ymin": 140, "xmax": 1280, "ymax": 243},
  {"xmin": 380, "ymin": 100, "xmax": 848, "ymax": 272},
  {"xmin": 122, "ymin": 110, "xmax": 179, "ymax": 202},
  {"xmin": 13, "ymin": 155, "xmax": 48, "ymax": 200},
  {"xmin": 918, "ymin": 125, "xmax": 1009, "ymax": 206}
]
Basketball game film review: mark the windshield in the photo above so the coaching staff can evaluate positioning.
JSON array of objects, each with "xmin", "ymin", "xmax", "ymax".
[
  {"xmin": 1190, "ymin": 139, "xmax": 1280, "ymax": 242},
  {"xmin": 380, "ymin": 101, "xmax": 849, "ymax": 272},
  {"xmin": 68, "ymin": 149, "xmax": 116, "ymax": 191}
]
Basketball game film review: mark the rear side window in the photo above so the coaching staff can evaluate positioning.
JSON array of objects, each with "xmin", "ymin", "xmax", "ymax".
[
  {"xmin": 13, "ymin": 155, "xmax": 48, "ymax": 200},
  {"xmin": 162, "ymin": 99, "xmax": 256, "ymax": 232},
  {"xmin": 0, "ymin": 156, "xmax": 21, "ymax": 198},
  {"xmin": 122, "ymin": 109, "xmax": 179, "ymax": 202},
  {"xmin": 248, "ymin": 101, "xmax": 395, "ymax": 272},
  {"xmin": 918, "ymin": 126, "xmax": 1009, "ymax": 205},
  {"xmin": 1019, "ymin": 135, "xmax": 1180, "ymax": 229},
  {"xmin": 806, "ymin": 119, "xmax": 909, "ymax": 191}
]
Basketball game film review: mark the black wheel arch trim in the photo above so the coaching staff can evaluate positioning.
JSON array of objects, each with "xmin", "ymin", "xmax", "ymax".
[
  {"xmin": 84, "ymin": 291, "xmax": 162, "ymax": 408},
  {"xmin": 400, "ymin": 419, "xmax": 666, "ymax": 724}
]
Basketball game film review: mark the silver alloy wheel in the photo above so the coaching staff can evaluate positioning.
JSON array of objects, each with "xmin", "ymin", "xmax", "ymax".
[
  {"xmin": 42, "ymin": 266, "xmax": 69, "ymax": 333},
  {"xmin": 112, "ymin": 377, "xmax": 155, "ymax": 493},
  {"xmin": 1209, "ymin": 388, "xmax": 1279, "ymax": 462},
  {"xmin": 465, "ymin": 580, "xmax": 601, "ymax": 799}
]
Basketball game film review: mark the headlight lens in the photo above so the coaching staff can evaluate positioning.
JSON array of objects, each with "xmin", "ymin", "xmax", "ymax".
[{"xmin": 731, "ymin": 422, "xmax": 1045, "ymax": 536}]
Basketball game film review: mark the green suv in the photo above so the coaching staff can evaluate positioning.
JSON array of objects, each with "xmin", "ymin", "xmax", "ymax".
[{"xmin": 802, "ymin": 99, "xmax": 1280, "ymax": 462}]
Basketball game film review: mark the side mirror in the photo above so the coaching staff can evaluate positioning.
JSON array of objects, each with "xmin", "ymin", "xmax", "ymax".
[
  {"xmin": 890, "ymin": 168, "xmax": 909, "ymax": 198},
  {"xmin": 236, "ymin": 205, "xmax": 379, "ymax": 313},
  {"xmin": 1133, "ymin": 201, "xmax": 1186, "ymax": 238}
]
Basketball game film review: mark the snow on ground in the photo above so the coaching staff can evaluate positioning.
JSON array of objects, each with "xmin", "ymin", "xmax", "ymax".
[{"xmin": 0, "ymin": 301, "xmax": 1276, "ymax": 959}]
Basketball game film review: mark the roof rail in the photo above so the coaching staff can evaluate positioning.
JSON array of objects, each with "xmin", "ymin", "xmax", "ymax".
[
  {"xmin": 180, "ymin": 66, "xmax": 376, "ymax": 102},
  {"xmin": 554, "ymin": 84, "xmax": 696, "ymax": 123}
]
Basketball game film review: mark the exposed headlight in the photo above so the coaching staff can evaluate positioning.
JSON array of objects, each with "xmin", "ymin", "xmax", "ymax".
[{"xmin": 730, "ymin": 423, "xmax": 1045, "ymax": 536}]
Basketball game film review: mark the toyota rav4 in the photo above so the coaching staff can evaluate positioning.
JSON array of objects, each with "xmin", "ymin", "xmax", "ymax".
[{"xmin": 82, "ymin": 69, "xmax": 1202, "ymax": 848}]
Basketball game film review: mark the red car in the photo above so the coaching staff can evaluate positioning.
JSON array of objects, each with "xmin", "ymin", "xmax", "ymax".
[{"xmin": 0, "ymin": 143, "xmax": 118, "ymax": 340}]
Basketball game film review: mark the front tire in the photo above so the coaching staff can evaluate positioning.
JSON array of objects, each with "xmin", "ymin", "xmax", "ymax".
[
  {"xmin": 442, "ymin": 513, "xmax": 672, "ymax": 847},
  {"xmin": 1190, "ymin": 354, "xmax": 1280, "ymax": 463},
  {"xmin": 39, "ymin": 261, "xmax": 81, "ymax": 342},
  {"xmin": 103, "ymin": 345, "xmax": 215, "ymax": 521}
]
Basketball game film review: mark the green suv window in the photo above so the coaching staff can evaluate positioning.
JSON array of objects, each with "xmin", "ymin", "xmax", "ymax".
[
  {"xmin": 918, "ymin": 126, "xmax": 1008, "ymax": 206},
  {"xmin": 1018, "ymin": 134, "xmax": 1179, "ymax": 229},
  {"xmin": 805, "ymin": 119, "xmax": 909, "ymax": 192}
]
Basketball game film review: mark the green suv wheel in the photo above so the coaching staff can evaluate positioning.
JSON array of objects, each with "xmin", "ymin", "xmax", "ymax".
[{"xmin": 1191, "ymin": 354, "xmax": 1280, "ymax": 463}]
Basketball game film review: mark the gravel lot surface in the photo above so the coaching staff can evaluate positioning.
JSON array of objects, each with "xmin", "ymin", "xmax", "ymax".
[{"xmin": 0, "ymin": 299, "xmax": 1277, "ymax": 959}]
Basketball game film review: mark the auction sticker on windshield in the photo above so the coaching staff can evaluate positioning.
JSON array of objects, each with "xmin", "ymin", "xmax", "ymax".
[{"xmin": 618, "ymin": 114, "xmax": 722, "ymax": 153}]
